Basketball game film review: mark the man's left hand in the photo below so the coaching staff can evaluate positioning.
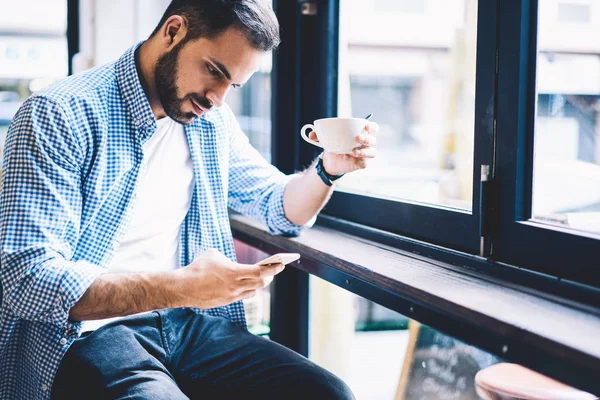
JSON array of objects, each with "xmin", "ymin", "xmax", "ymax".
[{"xmin": 310, "ymin": 121, "xmax": 379, "ymax": 176}]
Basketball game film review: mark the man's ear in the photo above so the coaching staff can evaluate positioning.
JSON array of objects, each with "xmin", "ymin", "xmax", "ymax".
[{"xmin": 160, "ymin": 15, "xmax": 188, "ymax": 49}]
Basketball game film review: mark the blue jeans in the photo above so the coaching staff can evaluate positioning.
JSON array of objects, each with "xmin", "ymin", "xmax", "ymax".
[{"xmin": 51, "ymin": 308, "xmax": 354, "ymax": 399}]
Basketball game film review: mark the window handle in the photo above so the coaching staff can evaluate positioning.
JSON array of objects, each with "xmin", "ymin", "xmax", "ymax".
[{"xmin": 479, "ymin": 165, "xmax": 492, "ymax": 257}]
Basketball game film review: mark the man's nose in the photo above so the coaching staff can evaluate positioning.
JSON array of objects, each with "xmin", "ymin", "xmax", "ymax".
[{"xmin": 206, "ymin": 83, "xmax": 231, "ymax": 109}]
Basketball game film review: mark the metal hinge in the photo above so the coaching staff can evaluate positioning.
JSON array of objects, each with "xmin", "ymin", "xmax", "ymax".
[
  {"xmin": 298, "ymin": 1, "xmax": 318, "ymax": 15},
  {"xmin": 479, "ymin": 165, "xmax": 493, "ymax": 257}
]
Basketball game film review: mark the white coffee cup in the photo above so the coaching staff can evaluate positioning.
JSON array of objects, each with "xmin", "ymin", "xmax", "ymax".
[{"xmin": 300, "ymin": 117, "xmax": 367, "ymax": 154}]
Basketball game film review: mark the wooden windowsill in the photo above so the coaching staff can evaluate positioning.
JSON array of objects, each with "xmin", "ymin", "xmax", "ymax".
[{"xmin": 230, "ymin": 213, "xmax": 600, "ymax": 395}]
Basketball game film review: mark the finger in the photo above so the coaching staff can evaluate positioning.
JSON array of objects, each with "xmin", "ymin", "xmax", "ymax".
[
  {"xmin": 308, "ymin": 130, "xmax": 318, "ymax": 140},
  {"xmin": 355, "ymin": 133, "xmax": 377, "ymax": 147},
  {"xmin": 260, "ymin": 263, "xmax": 285, "ymax": 278},
  {"xmin": 238, "ymin": 277, "xmax": 268, "ymax": 291},
  {"xmin": 239, "ymin": 266, "xmax": 280, "ymax": 290},
  {"xmin": 239, "ymin": 289, "xmax": 258, "ymax": 300},
  {"xmin": 365, "ymin": 121, "xmax": 379, "ymax": 134},
  {"xmin": 234, "ymin": 263, "xmax": 263, "ymax": 280},
  {"xmin": 237, "ymin": 279, "xmax": 259, "ymax": 292},
  {"xmin": 348, "ymin": 156, "xmax": 368, "ymax": 170},
  {"xmin": 236, "ymin": 262, "xmax": 284, "ymax": 282},
  {"xmin": 352, "ymin": 146, "xmax": 377, "ymax": 158}
]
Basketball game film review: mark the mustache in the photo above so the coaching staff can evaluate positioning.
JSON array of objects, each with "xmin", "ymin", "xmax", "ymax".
[{"xmin": 187, "ymin": 94, "xmax": 213, "ymax": 111}]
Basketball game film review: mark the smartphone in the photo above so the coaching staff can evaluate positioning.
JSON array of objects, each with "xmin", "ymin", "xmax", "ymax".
[{"xmin": 257, "ymin": 253, "xmax": 301, "ymax": 267}]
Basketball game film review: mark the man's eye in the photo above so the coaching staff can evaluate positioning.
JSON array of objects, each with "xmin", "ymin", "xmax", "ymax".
[{"xmin": 207, "ymin": 64, "xmax": 219, "ymax": 76}]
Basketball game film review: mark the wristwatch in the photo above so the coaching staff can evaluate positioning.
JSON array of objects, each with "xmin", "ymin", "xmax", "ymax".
[{"xmin": 315, "ymin": 154, "xmax": 344, "ymax": 186}]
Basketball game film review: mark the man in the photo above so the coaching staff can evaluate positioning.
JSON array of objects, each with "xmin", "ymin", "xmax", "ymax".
[{"xmin": 0, "ymin": 1, "xmax": 378, "ymax": 399}]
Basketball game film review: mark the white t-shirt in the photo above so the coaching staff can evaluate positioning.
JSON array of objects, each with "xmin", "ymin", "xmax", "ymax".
[{"xmin": 82, "ymin": 117, "xmax": 194, "ymax": 331}]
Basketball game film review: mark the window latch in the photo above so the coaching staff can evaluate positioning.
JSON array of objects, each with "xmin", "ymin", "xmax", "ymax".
[{"xmin": 479, "ymin": 165, "xmax": 493, "ymax": 257}]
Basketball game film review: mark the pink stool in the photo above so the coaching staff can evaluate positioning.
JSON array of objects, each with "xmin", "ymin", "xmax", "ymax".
[{"xmin": 475, "ymin": 363, "xmax": 597, "ymax": 400}]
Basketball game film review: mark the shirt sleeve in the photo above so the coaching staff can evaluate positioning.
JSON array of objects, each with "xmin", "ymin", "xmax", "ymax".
[
  {"xmin": 225, "ymin": 107, "xmax": 315, "ymax": 236},
  {"xmin": 0, "ymin": 96, "xmax": 105, "ymax": 327}
]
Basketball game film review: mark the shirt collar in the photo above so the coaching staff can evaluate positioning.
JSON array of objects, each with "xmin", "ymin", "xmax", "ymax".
[{"xmin": 115, "ymin": 41, "xmax": 157, "ymax": 132}]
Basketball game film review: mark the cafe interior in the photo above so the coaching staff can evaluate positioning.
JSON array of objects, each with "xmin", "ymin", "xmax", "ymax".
[{"xmin": 0, "ymin": 0, "xmax": 599, "ymax": 399}]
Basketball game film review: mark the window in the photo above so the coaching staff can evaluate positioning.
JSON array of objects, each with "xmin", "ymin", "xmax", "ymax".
[
  {"xmin": 293, "ymin": 0, "xmax": 599, "ymax": 288},
  {"xmin": 322, "ymin": 0, "xmax": 497, "ymax": 253},
  {"xmin": 338, "ymin": 0, "xmax": 477, "ymax": 210},
  {"xmin": 374, "ymin": 0, "xmax": 426, "ymax": 14},
  {"xmin": 492, "ymin": 0, "xmax": 600, "ymax": 286},
  {"xmin": 0, "ymin": 0, "xmax": 68, "ymax": 169},
  {"xmin": 558, "ymin": 2, "xmax": 591, "ymax": 23},
  {"xmin": 533, "ymin": 5, "xmax": 600, "ymax": 235},
  {"xmin": 226, "ymin": 56, "xmax": 273, "ymax": 162}
]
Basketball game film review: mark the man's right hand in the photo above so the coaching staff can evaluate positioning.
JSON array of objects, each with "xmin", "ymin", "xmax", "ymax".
[
  {"xmin": 173, "ymin": 249, "xmax": 285, "ymax": 309},
  {"xmin": 70, "ymin": 248, "xmax": 282, "ymax": 321}
]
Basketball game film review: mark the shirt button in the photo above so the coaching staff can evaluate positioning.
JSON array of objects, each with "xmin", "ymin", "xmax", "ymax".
[
  {"xmin": 41, "ymin": 384, "xmax": 48, "ymax": 391},
  {"xmin": 135, "ymin": 119, "xmax": 141, "ymax": 126},
  {"xmin": 59, "ymin": 337, "xmax": 68, "ymax": 345}
]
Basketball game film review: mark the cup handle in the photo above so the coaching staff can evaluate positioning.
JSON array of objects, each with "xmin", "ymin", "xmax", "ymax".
[{"xmin": 300, "ymin": 124, "xmax": 324, "ymax": 148}]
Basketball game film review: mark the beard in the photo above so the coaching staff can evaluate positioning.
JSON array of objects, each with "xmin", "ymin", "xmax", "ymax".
[{"xmin": 154, "ymin": 40, "xmax": 213, "ymax": 125}]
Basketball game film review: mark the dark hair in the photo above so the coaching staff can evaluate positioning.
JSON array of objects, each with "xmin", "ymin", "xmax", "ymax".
[{"xmin": 151, "ymin": 0, "xmax": 280, "ymax": 52}]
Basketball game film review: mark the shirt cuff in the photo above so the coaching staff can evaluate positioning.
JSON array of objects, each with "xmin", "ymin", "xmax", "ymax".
[
  {"xmin": 58, "ymin": 260, "xmax": 107, "ymax": 325},
  {"xmin": 267, "ymin": 178, "xmax": 316, "ymax": 236}
]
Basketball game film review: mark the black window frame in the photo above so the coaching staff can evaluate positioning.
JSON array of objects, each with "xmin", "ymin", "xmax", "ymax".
[
  {"xmin": 321, "ymin": 0, "xmax": 497, "ymax": 254},
  {"xmin": 493, "ymin": 0, "xmax": 600, "ymax": 288}
]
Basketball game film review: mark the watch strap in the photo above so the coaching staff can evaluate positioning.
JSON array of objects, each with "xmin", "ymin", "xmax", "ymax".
[{"xmin": 316, "ymin": 155, "xmax": 344, "ymax": 186}]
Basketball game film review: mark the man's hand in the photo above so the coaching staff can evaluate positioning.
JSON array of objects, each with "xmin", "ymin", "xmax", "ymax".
[
  {"xmin": 173, "ymin": 249, "xmax": 285, "ymax": 309},
  {"xmin": 309, "ymin": 121, "xmax": 379, "ymax": 176},
  {"xmin": 69, "ymin": 249, "xmax": 281, "ymax": 321}
]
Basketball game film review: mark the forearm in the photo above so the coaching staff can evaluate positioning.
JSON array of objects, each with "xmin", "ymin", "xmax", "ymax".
[
  {"xmin": 69, "ymin": 270, "xmax": 184, "ymax": 321},
  {"xmin": 283, "ymin": 160, "xmax": 334, "ymax": 226}
]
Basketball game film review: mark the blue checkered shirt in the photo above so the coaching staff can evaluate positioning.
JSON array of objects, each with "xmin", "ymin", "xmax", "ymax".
[{"xmin": 0, "ymin": 42, "xmax": 305, "ymax": 400}]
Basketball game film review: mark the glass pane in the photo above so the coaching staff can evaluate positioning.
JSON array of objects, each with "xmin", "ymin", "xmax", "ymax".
[
  {"xmin": 309, "ymin": 276, "xmax": 597, "ymax": 399},
  {"xmin": 0, "ymin": 0, "xmax": 68, "ymax": 170},
  {"xmin": 533, "ymin": 0, "xmax": 600, "ymax": 234},
  {"xmin": 226, "ymin": 54, "xmax": 273, "ymax": 162},
  {"xmin": 337, "ymin": 0, "xmax": 478, "ymax": 210}
]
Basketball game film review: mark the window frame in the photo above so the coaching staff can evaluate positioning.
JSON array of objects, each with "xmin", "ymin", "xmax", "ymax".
[
  {"xmin": 493, "ymin": 0, "xmax": 600, "ymax": 288},
  {"xmin": 303, "ymin": 0, "xmax": 600, "ymax": 289},
  {"xmin": 67, "ymin": 0, "xmax": 79, "ymax": 75},
  {"xmin": 320, "ymin": 0, "xmax": 497, "ymax": 254}
]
